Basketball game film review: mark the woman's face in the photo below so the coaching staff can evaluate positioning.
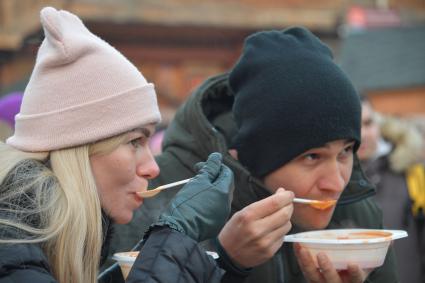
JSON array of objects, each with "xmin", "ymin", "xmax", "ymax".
[
  {"xmin": 90, "ymin": 126, "xmax": 159, "ymax": 224},
  {"xmin": 263, "ymin": 139, "xmax": 354, "ymax": 231}
]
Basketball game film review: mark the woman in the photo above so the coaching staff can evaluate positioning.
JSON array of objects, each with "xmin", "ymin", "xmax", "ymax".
[{"xmin": 0, "ymin": 7, "xmax": 233, "ymax": 283}]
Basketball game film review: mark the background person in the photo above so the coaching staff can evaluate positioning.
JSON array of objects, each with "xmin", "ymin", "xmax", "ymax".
[
  {"xmin": 109, "ymin": 27, "xmax": 399, "ymax": 283},
  {"xmin": 0, "ymin": 7, "xmax": 234, "ymax": 283},
  {"xmin": 358, "ymin": 98, "xmax": 424, "ymax": 283},
  {"xmin": 0, "ymin": 92, "xmax": 23, "ymax": 141}
]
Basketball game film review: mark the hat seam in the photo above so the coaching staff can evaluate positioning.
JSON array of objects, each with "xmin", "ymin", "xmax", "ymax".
[{"xmin": 16, "ymin": 84, "xmax": 154, "ymax": 120}]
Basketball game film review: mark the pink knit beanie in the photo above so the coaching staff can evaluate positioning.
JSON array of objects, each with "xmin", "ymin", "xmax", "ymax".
[{"xmin": 7, "ymin": 7, "xmax": 161, "ymax": 152}]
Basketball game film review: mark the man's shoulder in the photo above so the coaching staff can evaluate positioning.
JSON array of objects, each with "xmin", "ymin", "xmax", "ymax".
[{"xmin": 330, "ymin": 198, "xmax": 383, "ymax": 229}]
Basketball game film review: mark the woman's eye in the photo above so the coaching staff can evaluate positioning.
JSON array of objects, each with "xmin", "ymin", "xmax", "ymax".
[{"xmin": 130, "ymin": 138, "xmax": 142, "ymax": 148}]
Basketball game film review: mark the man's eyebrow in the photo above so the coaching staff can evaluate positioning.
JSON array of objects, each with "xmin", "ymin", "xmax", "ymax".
[{"xmin": 322, "ymin": 140, "xmax": 356, "ymax": 148}]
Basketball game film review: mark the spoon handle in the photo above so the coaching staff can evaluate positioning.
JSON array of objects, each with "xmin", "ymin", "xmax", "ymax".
[
  {"xmin": 293, "ymin": 197, "xmax": 316, "ymax": 204},
  {"xmin": 154, "ymin": 178, "xmax": 192, "ymax": 191},
  {"xmin": 293, "ymin": 198, "xmax": 337, "ymax": 210}
]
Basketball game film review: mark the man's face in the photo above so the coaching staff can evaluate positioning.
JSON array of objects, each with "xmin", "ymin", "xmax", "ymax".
[
  {"xmin": 357, "ymin": 101, "xmax": 380, "ymax": 161},
  {"xmin": 263, "ymin": 139, "xmax": 354, "ymax": 231}
]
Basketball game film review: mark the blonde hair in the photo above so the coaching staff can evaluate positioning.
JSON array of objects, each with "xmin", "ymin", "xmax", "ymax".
[{"xmin": 0, "ymin": 133, "xmax": 127, "ymax": 283}]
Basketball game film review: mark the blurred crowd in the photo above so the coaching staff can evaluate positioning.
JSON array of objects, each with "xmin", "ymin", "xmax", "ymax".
[
  {"xmin": 0, "ymin": 92, "xmax": 22, "ymax": 141},
  {"xmin": 358, "ymin": 98, "xmax": 424, "ymax": 282}
]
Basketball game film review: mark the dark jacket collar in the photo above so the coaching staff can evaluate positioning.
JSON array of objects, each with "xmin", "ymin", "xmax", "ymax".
[{"xmin": 100, "ymin": 211, "xmax": 113, "ymax": 266}]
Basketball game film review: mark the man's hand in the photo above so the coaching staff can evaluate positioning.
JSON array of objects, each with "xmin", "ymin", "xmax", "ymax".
[
  {"xmin": 294, "ymin": 243, "xmax": 372, "ymax": 283},
  {"xmin": 217, "ymin": 188, "xmax": 294, "ymax": 268}
]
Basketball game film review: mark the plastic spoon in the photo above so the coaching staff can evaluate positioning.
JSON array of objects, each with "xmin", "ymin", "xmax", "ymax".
[
  {"xmin": 136, "ymin": 178, "xmax": 192, "ymax": 198},
  {"xmin": 293, "ymin": 198, "xmax": 336, "ymax": 210},
  {"xmin": 137, "ymin": 180, "xmax": 336, "ymax": 210}
]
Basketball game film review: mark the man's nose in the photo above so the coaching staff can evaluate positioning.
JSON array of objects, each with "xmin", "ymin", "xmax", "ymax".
[{"xmin": 318, "ymin": 160, "xmax": 346, "ymax": 193}]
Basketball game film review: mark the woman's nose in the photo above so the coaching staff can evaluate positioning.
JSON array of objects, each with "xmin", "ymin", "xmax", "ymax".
[{"xmin": 137, "ymin": 149, "xmax": 160, "ymax": 179}]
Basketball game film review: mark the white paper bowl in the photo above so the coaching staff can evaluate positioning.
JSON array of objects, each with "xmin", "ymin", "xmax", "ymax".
[
  {"xmin": 112, "ymin": 251, "xmax": 139, "ymax": 279},
  {"xmin": 112, "ymin": 250, "xmax": 218, "ymax": 279},
  {"xmin": 284, "ymin": 229, "xmax": 407, "ymax": 270}
]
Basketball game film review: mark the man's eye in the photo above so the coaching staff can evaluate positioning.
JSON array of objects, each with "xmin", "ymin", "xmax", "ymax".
[
  {"xmin": 343, "ymin": 145, "xmax": 354, "ymax": 154},
  {"xmin": 305, "ymin": 153, "xmax": 319, "ymax": 160}
]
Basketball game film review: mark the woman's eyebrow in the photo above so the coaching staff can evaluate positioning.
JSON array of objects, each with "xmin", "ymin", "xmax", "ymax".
[
  {"xmin": 133, "ymin": 127, "xmax": 152, "ymax": 138},
  {"xmin": 141, "ymin": 127, "xmax": 152, "ymax": 138}
]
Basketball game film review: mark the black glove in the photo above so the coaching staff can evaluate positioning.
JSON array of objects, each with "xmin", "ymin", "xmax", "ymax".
[{"xmin": 154, "ymin": 152, "xmax": 234, "ymax": 242}]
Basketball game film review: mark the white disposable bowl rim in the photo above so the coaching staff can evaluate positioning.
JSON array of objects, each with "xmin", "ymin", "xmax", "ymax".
[
  {"xmin": 112, "ymin": 250, "xmax": 219, "ymax": 264},
  {"xmin": 284, "ymin": 229, "xmax": 407, "ymax": 244},
  {"xmin": 112, "ymin": 252, "xmax": 139, "ymax": 264}
]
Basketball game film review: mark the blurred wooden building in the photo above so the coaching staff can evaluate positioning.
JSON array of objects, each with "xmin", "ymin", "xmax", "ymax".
[
  {"xmin": 1, "ymin": 0, "xmax": 424, "ymax": 119},
  {"xmin": 0, "ymin": 0, "xmax": 353, "ymax": 115},
  {"xmin": 340, "ymin": 26, "xmax": 425, "ymax": 117}
]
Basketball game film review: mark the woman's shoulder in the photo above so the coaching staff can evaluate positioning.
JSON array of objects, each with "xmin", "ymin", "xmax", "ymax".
[
  {"xmin": 0, "ymin": 242, "xmax": 45, "ymax": 261},
  {"xmin": 0, "ymin": 242, "xmax": 57, "ymax": 282}
]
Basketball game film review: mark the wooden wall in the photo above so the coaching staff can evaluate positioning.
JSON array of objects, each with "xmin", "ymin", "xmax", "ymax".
[
  {"xmin": 368, "ymin": 88, "xmax": 425, "ymax": 116},
  {"xmin": 1, "ymin": 0, "xmax": 424, "ymax": 118}
]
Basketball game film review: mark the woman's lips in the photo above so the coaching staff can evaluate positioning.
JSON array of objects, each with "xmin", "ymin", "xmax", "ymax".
[{"xmin": 133, "ymin": 192, "xmax": 144, "ymax": 204}]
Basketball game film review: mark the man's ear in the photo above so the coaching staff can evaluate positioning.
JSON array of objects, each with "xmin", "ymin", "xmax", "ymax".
[{"xmin": 228, "ymin": 149, "xmax": 238, "ymax": 160}]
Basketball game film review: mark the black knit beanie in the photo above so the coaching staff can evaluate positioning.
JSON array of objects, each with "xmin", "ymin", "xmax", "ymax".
[{"xmin": 230, "ymin": 27, "xmax": 361, "ymax": 177}]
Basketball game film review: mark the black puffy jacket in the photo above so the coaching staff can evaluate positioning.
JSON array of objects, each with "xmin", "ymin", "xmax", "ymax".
[
  {"xmin": 0, "ymin": 160, "xmax": 223, "ymax": 283},
  {"xmin": 0, "ymin": 227, "xmax": 223, "ymax": 283},
  {"xmin": 0, "ymin": 243, "xmax": 56, "ymax": 283}
]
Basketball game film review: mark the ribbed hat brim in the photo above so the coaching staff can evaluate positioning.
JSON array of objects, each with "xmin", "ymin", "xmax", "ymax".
[{"xmin": 7, "ymin": 84, "xmax": 160, "ymax": 152}]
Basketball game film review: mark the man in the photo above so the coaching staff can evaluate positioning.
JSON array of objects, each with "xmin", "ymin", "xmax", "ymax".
[
  {"xmin": 108, "ymin": 27, "xmax": 398, "ymax": 282},
  {"xmin": 358, "ymin": 98, "xmax": 424, "ymax": 283}
]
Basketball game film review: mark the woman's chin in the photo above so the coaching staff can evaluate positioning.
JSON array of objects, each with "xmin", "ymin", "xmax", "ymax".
[{"xmin": 112, "ymin": 212, "xmax": 134, "ymax": 225}]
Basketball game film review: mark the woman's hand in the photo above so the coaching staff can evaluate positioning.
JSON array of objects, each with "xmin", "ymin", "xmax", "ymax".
[
  {"xmin": 154, "ymin": 152, "xmax": 234, "ymax": 242},
  {"xmin": 294, "ymin": 243, "xmax": 372, "ymax": 283}
]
